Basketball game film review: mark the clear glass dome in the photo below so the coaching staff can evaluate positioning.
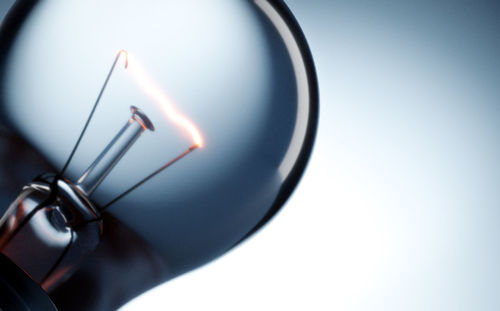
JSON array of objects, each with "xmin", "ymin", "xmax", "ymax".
[{"xmin": 0, "ymin": 0, "xmax": 318, "ymax": 309}]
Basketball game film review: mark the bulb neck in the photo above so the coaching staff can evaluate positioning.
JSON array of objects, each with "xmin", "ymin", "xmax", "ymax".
[
  {"xmin": 0, "ymin": 176, "xmax": 102, "ymax": 291},
  {"xmin": 76, "ymin": 106, "xmax": 154, "ymax": 195}
]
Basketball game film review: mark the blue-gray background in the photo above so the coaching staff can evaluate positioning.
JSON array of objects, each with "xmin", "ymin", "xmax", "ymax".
[{"xmin": 2, "ymin": 1, "xmax": 500, "ymax": 310}]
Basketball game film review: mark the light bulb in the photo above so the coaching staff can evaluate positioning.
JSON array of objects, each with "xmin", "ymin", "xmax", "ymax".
[{"xmin": 0, "ymin": 0, "xmax": 318, "ymax": 309}]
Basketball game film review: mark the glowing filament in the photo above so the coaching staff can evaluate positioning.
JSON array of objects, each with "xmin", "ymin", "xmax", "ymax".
[{"xmin": 119, "ymin": 51, "xmax": 203, "ymax": 148}]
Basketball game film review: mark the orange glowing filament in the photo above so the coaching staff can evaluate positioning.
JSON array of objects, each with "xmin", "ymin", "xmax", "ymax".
[{"xmin": 119, "ymin": 50, "xmax": 203, "ymax": 148}]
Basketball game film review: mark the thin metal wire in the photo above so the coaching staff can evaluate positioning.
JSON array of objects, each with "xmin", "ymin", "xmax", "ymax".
[
  {"xmin": 100, "ymin": 145, "xmax": 198, "ymax": 211},
  {"xmin": 0, "ymin": 177, "xmax": 60, "ymax": 249},
  {"xmin": 60, "ymin": 50, "xmax": 129, "ymax": 175},
  {"xmin": 40, "ymin": 230, "xmax": 74, "ymax": 288}
]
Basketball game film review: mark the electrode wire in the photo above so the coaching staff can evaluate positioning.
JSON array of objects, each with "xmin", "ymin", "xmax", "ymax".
[
  {"xmin": 100, "ymin": 145, "xmax": 198, "ymax": 211},
  {"xmin": 0, "ymin": 177, "xmax": 60, "ymax": 249},
  {"xmin": 40, "ymin": 230, "xmax": 74, "ymax": 289},
  {"xmin": 60, "ymin": 50, "xmax": 129, "ymax": 175}
]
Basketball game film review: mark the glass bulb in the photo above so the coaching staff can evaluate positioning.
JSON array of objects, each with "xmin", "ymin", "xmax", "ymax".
[{"xmin": 0, "ymin": 0, "xmax": 318, "ymax": 309}]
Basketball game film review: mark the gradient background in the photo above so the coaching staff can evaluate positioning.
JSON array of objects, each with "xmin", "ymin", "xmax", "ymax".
[{"xmin": 2, "ymin": 0, "xmax": 500, "ymax": 310}]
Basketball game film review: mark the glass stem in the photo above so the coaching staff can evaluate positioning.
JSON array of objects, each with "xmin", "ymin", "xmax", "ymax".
[{"xmin": 76, "ymin": 106, "xmax": 154, "ymax": 195}]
